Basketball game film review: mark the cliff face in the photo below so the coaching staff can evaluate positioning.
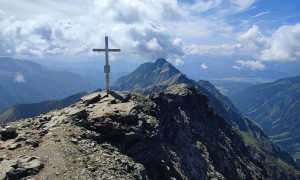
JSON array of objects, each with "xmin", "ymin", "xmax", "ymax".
[{"xmin": 1, "ymin": 85, "xmax": 299, "ymax": 179}]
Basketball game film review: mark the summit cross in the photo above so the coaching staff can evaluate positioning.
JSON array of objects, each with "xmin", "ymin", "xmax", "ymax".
[{"xmin": 93, "ymin": 36, "xmax": 121, "ymax": 93}]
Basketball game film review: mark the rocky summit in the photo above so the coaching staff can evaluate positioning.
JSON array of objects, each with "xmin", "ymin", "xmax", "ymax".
[{"xmin": 0, "ymin": 84, "xmax": 299, "ymax": 179}]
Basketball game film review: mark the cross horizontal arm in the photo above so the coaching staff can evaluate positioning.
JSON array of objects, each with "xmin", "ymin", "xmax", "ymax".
[{"xmin": 92, "ymin": 49, "xmax": 121, "ymax": 52}]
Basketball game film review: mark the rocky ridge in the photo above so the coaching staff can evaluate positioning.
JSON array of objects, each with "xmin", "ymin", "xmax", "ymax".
[
  {"xmin": 112, "ymin": 58, "xmax": 299, "ymax": 170},
  {"xmin": 1, "ymin": 84, "xmax": 300, "ymax": 179}
]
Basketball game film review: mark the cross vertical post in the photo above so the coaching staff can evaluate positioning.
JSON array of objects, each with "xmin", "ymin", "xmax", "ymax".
[{"xmin": 93, "ymin": 36, "xmax": 121, "ymax": 93}]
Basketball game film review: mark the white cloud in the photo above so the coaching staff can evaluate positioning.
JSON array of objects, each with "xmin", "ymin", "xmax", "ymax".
[
  {"xmin": 230, "ymin": 0, "xmax": 256, "ymax": 11},
  {"xmin": 3, "ymin": 0, "xmax": 291, "ymax": 66},
  {"xmin": 14, "ymin": 72, "xmax": 25, "ymax": 83},
  {"xmin": 185, "ymin": 43, "xmax": 241, "ymax": 55},
  {"xmin": 0, "ymin": 0, "xmax": 188, "ymax": 61},
  {"xmin": 250, "ymin": 11, "xmax": 270, "ymax": 19},
  {"xmin": 238, "ymin": 23, "xmax": 300, "ymax": 63},
  {"xmin": 233, "ymin": 65, "xmax": 241, "ymax": 69},
  {"xmin": 238, "ymin": 25, "xmax": 267, "ymax": 53},
  {"xmin": 200, "ymin": 63, "xmax": 208, "ymax": 69},
  {"xmin": 146, "ymin": 38, "xmax": 163, "ymax": 51},
  {"xmin": 175, "ymin": 58, "xmax": 184, "ymax": 66},
  {"xmin": 129, "ymin": 27, "xmax": 185, "ymax": 60},
  {"xmin": 259, "ymin": 23, "xmax": 300, "ymax": 62},
  {"xmin": 188, "ymin": 0, "xmax": 222, "ymax": 12},
  {"xmin": 234, "ymin": 60, "xmax": 265, "ymax": 70},
  {"xmin": 172, "ymin": 37, "xmax": 183, "ymax": 46}
]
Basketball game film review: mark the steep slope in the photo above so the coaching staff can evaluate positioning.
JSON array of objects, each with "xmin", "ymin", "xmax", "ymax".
[
  {"xmin": 113, "ymin": 58, "xmax": 195, "ymax": 92},
  {"xmin": 0, "ymin": 57, "xmax": 86, "ymax": 113},
  {"xmin": 112, "ymin": 58, "xmax": 299, "ymax": 170},
  {"xmin": 0, "ymin": 92, "xmax": 87, "ymax": 124},
  {"xmin": 231, "ymin": 76, "xmax": 300, "ymax": 165},
  {"xmin": 1, "ymin": 86, "xmax": 299, "ymax": 179}
]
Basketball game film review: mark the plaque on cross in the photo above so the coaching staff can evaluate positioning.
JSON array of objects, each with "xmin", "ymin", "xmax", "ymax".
[{"xmin": 93, "ymin": 36, "xmax": 121, "ymax": 93}]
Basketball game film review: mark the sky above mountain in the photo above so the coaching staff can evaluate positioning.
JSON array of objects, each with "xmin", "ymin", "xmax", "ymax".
[{"xmin": 0, "ymin": 0, "xmax": 300, "ymax": 75}]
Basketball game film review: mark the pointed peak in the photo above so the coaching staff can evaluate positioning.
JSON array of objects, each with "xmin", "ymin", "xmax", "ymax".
[{"xmin": 155, "ymin": 58, "xmax": 168, "ymax": 65}]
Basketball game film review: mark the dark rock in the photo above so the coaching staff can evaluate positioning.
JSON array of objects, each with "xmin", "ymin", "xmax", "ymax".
[
  {"xmin": 0, "ymin": 126, "xmax": 18, "ymax": 141},
  {"xmin": 38, "ymin": 130, "xmax": 48, "ymax": 137},
  {"xmin": 81, "ymin": 93, "xmax": 101, "ymax": 105},
  {"xmin": 8, "ymin": 143, "xmax": 22, "ymax": 150},
  {"xmin": 69, "ymin": 109, "xmax": 88, "ymax": 119},
  {"xmin": 70, "ymin": 138, "xmax": 79, "ymax": 144},
  {"xmin": 25, "ymin": 138, "xmax": 40, "ymax": 148}
]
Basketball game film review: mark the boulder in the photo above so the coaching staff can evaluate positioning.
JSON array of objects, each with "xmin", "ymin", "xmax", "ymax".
[
  {"xmin": 0, "ymin": 126, "xmax": 18, "ymax": 141},
  {"xmin": 81, "ymin": 93, "xmax": 101, "ymax": 105},
  {"xmin": 0, "ymin": 156, "xmax": 44, "ymax": 179}
]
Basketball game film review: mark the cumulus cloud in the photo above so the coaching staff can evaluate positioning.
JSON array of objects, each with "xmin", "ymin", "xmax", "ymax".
[
  {"xmin": 0, "ymin": 0, "xmax": 188, "ymax": 61},
  {"xmin": 238, "ymin": 25, "xmax": 267, "ymax": 54},
  {"xmin": 0, "ymin": 0, "xmax": 271, "ymax": 63},
  {"xmin": 259, "ymin": 23, "xmax": 300, "ymax": 62},
  {"xmin": 146, "ymin": 38, "xmax": 163, "ymax": 51},
  {"xmin": 237, "ymin": 23, "xmax": 300, "ymax": 63},
  {"xmin": 200, "ymin": 63, "xmax": 208, "ymax": 69},
  {"xmin": 234, "ymin": 60, "xmax": 265, "ymax": 70},
  {"xmin": 14, "ymin": 72, "xmax": 25, "ymax": 83},
  {"xmin": 129, "ymin": 27, "xmax": 184, "ymax": 60},
  {"xmin": 175, "ymin": 58, "xmax": 184, "ymax": 66}
]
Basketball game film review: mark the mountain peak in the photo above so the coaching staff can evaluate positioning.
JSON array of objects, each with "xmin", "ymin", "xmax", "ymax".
[
  {"xmin": 154, "ymin": 58, "xmax": 168, "ymax": 65},
  {"xmin": 112, "ymin": 58, "xmax": 194, "ymax": 92}
]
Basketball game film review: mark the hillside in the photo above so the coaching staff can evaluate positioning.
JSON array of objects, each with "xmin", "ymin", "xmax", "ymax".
[
  {"xmin": 0, "ymin": 92, "xmax": 87, "ymax": 124},
  {"xmin": 0, "ymin": 57, "xmax": 87, "ymax": 113},
  {"xmin": 1, "ymin": 85, "xmax": 299, "ymax": 179},
  {"xmin": 231, "ymin": 76, "xmax": 300, "ymax": 165}
]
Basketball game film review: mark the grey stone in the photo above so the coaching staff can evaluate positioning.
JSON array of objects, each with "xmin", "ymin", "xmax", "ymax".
[{"xmin": 0, "ymin": 156, "xmax": 43, "ymax": 179}]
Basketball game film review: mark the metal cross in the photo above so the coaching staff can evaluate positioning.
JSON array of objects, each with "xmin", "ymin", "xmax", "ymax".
[{"xmin": 93, "ymin": 36, "xmax": 121, "ymax": 93}]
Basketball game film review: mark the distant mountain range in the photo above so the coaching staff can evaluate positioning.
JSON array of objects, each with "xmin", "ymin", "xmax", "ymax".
[
  {"xmin": 231, "ymin": 76, "xmax": 300, "ymax": 165},
  {"xmin": 0, "ymin": 57, "xmax": 88, "ymax": 113},
  {"xmin": 112, "ymin": 58, "xmax": 299, "ymax": 170},
  {"xmin": 0, "ymin": 92, "xmax": 87, "ymax": 124}
]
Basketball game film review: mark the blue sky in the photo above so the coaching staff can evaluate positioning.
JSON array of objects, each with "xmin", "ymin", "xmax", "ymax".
[{"xmin": 0, "ymin": 0, "xmax": 300, "ymax": 74}]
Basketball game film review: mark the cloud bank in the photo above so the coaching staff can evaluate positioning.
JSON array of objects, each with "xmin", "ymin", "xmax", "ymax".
[{"xmin": 0, "ymin": 0, "xmax": 299, "ymax": 71}]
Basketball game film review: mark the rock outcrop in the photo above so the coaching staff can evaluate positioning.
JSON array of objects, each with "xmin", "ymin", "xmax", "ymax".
[
  {"xmin": 1, "ymin": 85, "xmax": 299, "ymax": 179},
  {"xmin": 0, "ymin": 92, "xmax": 87, "ymax": 124}
]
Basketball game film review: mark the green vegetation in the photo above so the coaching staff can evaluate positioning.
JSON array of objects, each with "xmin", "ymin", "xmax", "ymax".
[
  {"xmin": 232, "ymin": 76, "xmax": 300, "ymax": 166},
  {"xmin": 270, "ymin": 132, "xmax": 291, "ymax": 139},
  {"xmin": 241, "ymin": 132, "xmax": 294, "ymax": 173}
]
